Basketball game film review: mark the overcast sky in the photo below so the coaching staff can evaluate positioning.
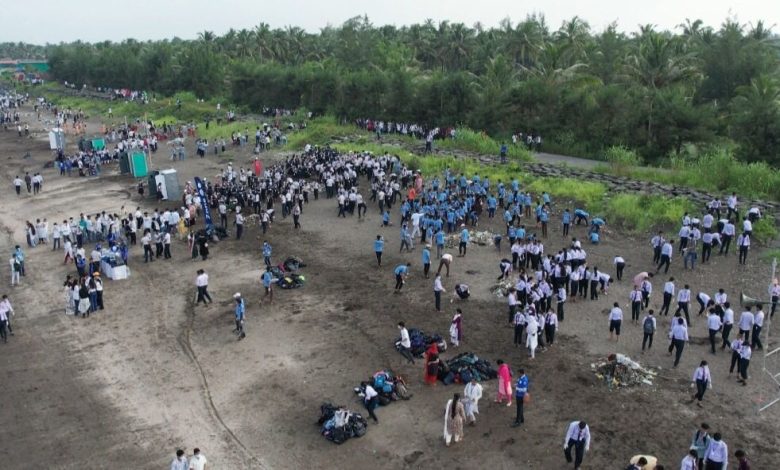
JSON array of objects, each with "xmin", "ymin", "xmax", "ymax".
[{"xmin": 2, "ymin": 0, "xmax": 777, "ymax": 44}]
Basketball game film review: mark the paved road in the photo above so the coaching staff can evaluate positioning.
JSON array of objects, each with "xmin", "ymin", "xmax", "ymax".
[{"xmin": 532, "ymin": 152, "xmax": 602, "ymax": 169}]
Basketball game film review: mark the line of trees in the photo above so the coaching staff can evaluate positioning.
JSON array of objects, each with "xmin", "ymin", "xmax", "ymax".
[{"xmin": 35, "ymin": 15, "xmax": 780, "ymax": 162}]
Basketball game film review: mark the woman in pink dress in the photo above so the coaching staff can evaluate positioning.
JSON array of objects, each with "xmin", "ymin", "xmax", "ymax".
[{"xmin": 495, "ymin": 359, "xmax": 512, "ymax": 406}]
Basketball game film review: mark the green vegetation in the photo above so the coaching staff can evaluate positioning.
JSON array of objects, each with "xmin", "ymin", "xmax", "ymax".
[
  {"xmin": 434, "ymin": 129, "xmax": 532, "ymax": 162},
  {"xmin": 604, "ymin": 194, "xmax": 694, "ymax": 233},
  {"xmin": 604, "ymin": 146, "xmax": 642, "ymax": 177},
  {"xmin": 38, "ymin": 16, "xmax": 780, "ymax": 164},
  {"xmin": 752, "ymin": 217, "xmax": 778, "ymax": 245}
]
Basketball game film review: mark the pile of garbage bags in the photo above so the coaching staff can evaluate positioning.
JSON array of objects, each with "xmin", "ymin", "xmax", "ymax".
[
  {"xmin": 394, "ymin": 328, "xmax": 446, "ymax": 358},
  {"xmin": 592, "ymin": 353, "xmax": 657, "ymax": 388},
  {"xmin": 491, "ymin": 280, "xmax": 514, "ymax": 297},
  {"xmin": 445, "ymin": 230, "xmax": 497, "ymax": 248},
  {"xmin": 354, "ymin": 369, "xmax": 412, "ymax": 406},
  {"xmin": 438, "ymin": 352, "xmax": 497, "ymax": 385},
  {"xmin": 317, "ymin": 403, "xmax": 368, "ymax": 445},
  {"xmin": 269, "ymin": 256, "xmax": 307, "ymax": 289}
]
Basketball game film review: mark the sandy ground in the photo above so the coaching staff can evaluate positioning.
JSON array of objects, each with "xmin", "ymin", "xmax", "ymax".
[{"xmin": 0, "ymin": 105, "xmax": 779, "ymax": 470}]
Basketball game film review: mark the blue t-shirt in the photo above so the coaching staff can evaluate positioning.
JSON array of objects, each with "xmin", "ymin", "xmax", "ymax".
[
  {"xmin": 394, "ymin": 265, "xmax": 408, "ymax": 276},
  {"xmin": 562, "ymin": 211, "xmax": 571, "ymax": 224},
  {"xmin": 374, "ymin": 239, "xmax": 384, "ymax": 252},
  {"xmin": 515, "ymin": 375, "xmax": 529, "ymax": 398},
  {"xmin": 436, "ymin": 231, "xmax": 445, "ymax": 245},
  {"xmin": 422, "ymin": 248, "xmax": 431, "ymax": 264},
  {"xmin": 262, "ymin": 271, "xmax": 273, "ymax": 287},
  {"xmin": 235, "ymin": 299, "xmax": 245, "ymax": 320},
  {"xmin": 460, "ymin": 229, "xmax": 470, "ymax": 243}
]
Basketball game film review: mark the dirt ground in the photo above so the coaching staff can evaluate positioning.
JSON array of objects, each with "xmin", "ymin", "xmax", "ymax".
[{"xmin": 0, "ymin": 104, "xmax": 779, "ymax": 470}]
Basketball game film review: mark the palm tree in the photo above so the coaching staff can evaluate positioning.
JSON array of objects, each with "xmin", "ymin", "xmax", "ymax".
[{"xmin": 624, "ymin": 31, "xmax": 701, "ymax": 144}]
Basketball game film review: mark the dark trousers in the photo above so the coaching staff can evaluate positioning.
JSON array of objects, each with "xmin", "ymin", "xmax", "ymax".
[
  {"xmin": 236, "ymin": 224, "xmax": 243, "ymax": 239},
  {"xmin": 720, "ymin": 235, "xmax": 732, "ymax": 254},
  {"xmin": 657, "ymin": 254, "xmax": 670, "ymax": 273},
  {"xmin": 143, "ymin": 245, "xmax": 153, "ymax": 262},
  {"xmin": 653, "ymin": 246, "xmax": 661, "ymax": 264},
  {"xmin": 424, "ymin": 263, "xmax": 430, "ymax": 277},
  {"xmin": 642, "ymin": 333, "xmax": 653, "ymax": 350},
  {"xmin": 752, "ymin": 325, "xmax": 763, "ymax": 349},
  {"xmin": 514, "ymin": 324, "xmax": 524, "ymax": 345},
  {"xmin": 364, "ymin": 397, "xmax": 378, "ymax": 422},
  {"xmin": 514, "ymin": 399, "xmax": 524, "ymax": 423},
  {"xmin": 738, "ymin": 358, "xmax": 750, "ymax": 380},
  {"xmin": 730, "ymin": 350, "xmax": 740, "ymax": 373},
  {"xmin": 675, "ymin": 302, "xmax": 691, "ymax": 325},
  {"xmin": 695, "ymin": 379, "xmax": 707, "ymax": 401},
  {"xmin": 616, "ymin": 262, "xmax": 624, "ymax": 280},
  {"xmin": 672, "ymin": 339, "xmax": 685, "ymax": 366},
  {"xmin": 196, "ymin": 286, "xmax": 212, "ymax": 304},
  {"xmin": 564, "ymin": 439, "xmax": 585, "ymax": 467},
  {"xmin": 740, "ymin": 328, "xmax": 750, "ymax": 343},
  {"xmin": 709, "ymin": 329, "xmax": 719, "ymax": 353},
  {"xmin": 375, "ymin": 252, "xmax": 382, "ymax": 266},
  {"xmin": 544, "ymin": 324, "xmax": 555, "ymax": 345},
  {"xmin": 395, "ymin": 274, "xmax": 404, "ymax": 290},
  {"xmin": 738, "ymin": 246, "xmax": 748, "ymax": 264},
  {"xmin": 557, "ymin": 301, "xmax": 565, "ymax": 321},
  {"xmin": 164, "ymin": 244, "xmax": 171, "ymax": 259},
  {"xmin": 721, "ymin": 324, "xmax": 733, "ymax": 348},
  {"xmin": 705, "ymin": 461, "xmax": 725, "ymax": 470},
  {"xmin": 589, "ymin": 281, "xmax": 598, "ymax": 300},
  {"xmin": 631, "ymin": 301, "xmax": 641, "ymax": 321},
  {"xmin": 434, "ymin": 290, "xmax": 441, "ymax": 311},
  {"xmin": 660, "ymin": 292, "xmax": 672, "ymax": 315},
  {"xmin": 398, "ymin": 346, "xmax": 414, "ymax": 364}
]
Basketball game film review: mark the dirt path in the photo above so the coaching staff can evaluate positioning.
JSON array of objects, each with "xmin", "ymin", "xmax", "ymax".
[{"xmin": 532, "ymin": 151, "xmax": 602, "ymax": 169}]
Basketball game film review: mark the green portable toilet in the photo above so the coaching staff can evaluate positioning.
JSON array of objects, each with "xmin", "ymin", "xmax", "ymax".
[
  {"xmin": 91, "ymin": 138, "xmax": 106, "ymax": 151},
  {"xmin": 130, "ymin": 151, "xmax": 149, "ymax": 177}
]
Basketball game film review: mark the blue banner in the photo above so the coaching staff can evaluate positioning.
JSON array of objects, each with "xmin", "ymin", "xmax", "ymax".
[{"xmin": 194, "ymin": 177, "xmax": 213, "ymax": 229}]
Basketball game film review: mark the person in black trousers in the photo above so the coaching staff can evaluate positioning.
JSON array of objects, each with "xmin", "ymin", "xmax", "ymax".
[{"xmin": 589, "ymin": 268, "xmax": 599, "ymax": 300}]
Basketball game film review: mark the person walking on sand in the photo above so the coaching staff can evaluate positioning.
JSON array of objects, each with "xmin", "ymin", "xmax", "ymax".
[
  {"xmin": 462, "ymin": 377, "xmax": 483, "ymax": 425},
  {"xmin": 443, "ymin": 393, "xmax": 466, "ymax": 446},
  {"xmin": 434, "ymin": 273, "xmax": 445, "ymax": 312},
  {"xmin": 563, "ymin": 420, "xmax": 591, "ymax": 470},
  {"xmin": 495, "ymin": 359, "xmax": 512, "ymax": 406},
  {"xmin": 233, "ymin": 293, "xmax": 246, "ymax": 340},
  {"xmin": 691, "ymin": 360, "xmax": 712, "ymax": 407},
  {"xmin": 188, "ymin": 448, "xmax": 207, "ymax": 470},
  {"xmin": 170, "ymin": 449, "xmax": 188, "ymax": 470},
  {"xmin": 195, "ymin": 269, "xmax": 212, "ymax": 306}
]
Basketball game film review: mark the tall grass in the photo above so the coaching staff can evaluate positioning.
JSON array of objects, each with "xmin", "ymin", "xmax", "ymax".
[
  {"xmin": 604, "ymin": 146, "xmax": 642, "ymax": 177},
  {"xmin": 605, "ymin": 194, "xmax": 694, "ymax": 233},
  {"xmin": 435, "ymin": 128, "xmax": 533, "ymax": 162}
]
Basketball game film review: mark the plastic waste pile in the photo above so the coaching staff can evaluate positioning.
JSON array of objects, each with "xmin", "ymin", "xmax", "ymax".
[
  {"xmin": 592, "ymin": 353, "xmax": 657, "ymax": 388},
  {"xmin": 445, "ymin": 230, "xmax": 497, "ymax": 248}
]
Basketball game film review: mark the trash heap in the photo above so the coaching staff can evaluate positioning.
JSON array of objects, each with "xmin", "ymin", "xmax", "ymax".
[
  {"xmin": 445, "ymin": 230, "xmax": 497, "ymax": 248},
  {"xmin": 592, "ymin": 353, "xmax": 657, "ymax": 388},
  {"xmin": 438, "ymin": 352, "xmax": 498, "ymax": 385},
  {"xmin": 394, "ymin": 328, "xmax": 446, "ymax": 358},
  {"xmin": 270, "ymin": 256, "xmax": 307, "ymax": 289},
  {"xmin": 491, "ymin": 280, "xmax": 514, "ymax": 297},
  {"xmin": 317, "ymin": 403, "xmax": 368, "ymax": 445},
  {"xmin": 354, "ymin": 369, "xmax": 412, "ymax": 406}
]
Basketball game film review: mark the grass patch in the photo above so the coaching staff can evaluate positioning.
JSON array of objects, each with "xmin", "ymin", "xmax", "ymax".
[
  {"xmin": 761, "ymin": 248, "xmax": 780, "ymax": 262},
  {"xmin": 604, "ymin": 194, "xmax": 694, "ymax": 233},
  {"xmin": 435, "ymin": 128, "xmax": 533, "ymax": 162},
  {"xmin": 752, "ymin": 217, "xmax": 778, "ymax": 245},
  {"xmin": 524, "ymin": 178, "xmax": 607, "ymax": 208}
]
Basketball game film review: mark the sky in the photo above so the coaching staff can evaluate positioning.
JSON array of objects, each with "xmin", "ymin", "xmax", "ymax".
[{"xmin": 2, "ymin": 0, "xmax": 778, "ymax": 44}]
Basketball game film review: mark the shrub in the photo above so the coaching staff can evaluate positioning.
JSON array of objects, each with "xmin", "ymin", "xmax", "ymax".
[
  {"xmin": 605, "ymin": 194, "xmax": 694, "ymax": 232},
  {"xmin": 605, "ymin": 146, "xmax": 642, "ymax": 177},
  {"xmin": 752, "ymin": 217, "xmax": 778, "ymax": 245}
]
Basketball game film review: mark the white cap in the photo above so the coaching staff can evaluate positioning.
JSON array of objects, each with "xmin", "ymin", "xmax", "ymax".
[{"xmin": 234, "ymin": 292, "xmax": 241, "ymax": 299}]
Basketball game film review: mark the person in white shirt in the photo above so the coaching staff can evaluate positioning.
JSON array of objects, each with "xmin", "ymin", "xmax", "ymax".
[
  {"xmin": 752, "ymin": 305, "xmax": 765, "ymax": 350},
  {"xmin": 396, "ymin": 322, "xmax": 415, "ymax": 364},
  {"xmin": 641, "ymin": 310, "xmax": 657, "ymax": 352},
  {"xmin": 361, "ymin": 382, "xmax": 379, "ymax": 423},
  {"xmin": 675, "ymin": 284, "xmax": 692, "ymax": 325},
  {"xmin": 655, "ymin": 239, "xmax": 674, "ymax": 274},
  {"xmin": 737, "ymin": 232, "xmax": 750, "ymax": 265},
  {"xmin": 543, "ymin": 309, "xmax": 559, "ymax": 345},
  {"xmin": 433, "ymin": 274, "xmax": 446, "ymax": 312},
  {"xmin": 660, "ymin": 277, "xmax": 675, "ymax": 316},
  {"xmin": 188, "ymin": 448, "xmax": 207, "ymax": 470},
  {"xmin": 613, "ymin": 255, "xmax": 625, "ymax": 280},
  {"xmin": 563, "ymin": 420, "xmax": 591, "ymax": 469},
  {"xmin": 697, "ymin": 291, "xmax": 713, "ymax": 316},
  {"xmin": 720, "ymin": 302, "xmax": 735, "ymax": 349},
  {"xmin": 720, "ymin": 220, "xmax": 735, "ymax": 255},
  {"xmin": 629, "ymin": 286, "xmax": 643, "ymax": 324},
  {"xmin": 681, "ymin": 449, "xmax": 698, "ymax": 470},
  {"xmin": 608, "ymin": 302, "xmax": 623, "ymax": 341},
  {"xmin": 703, "ymin": 433, "xmax": 728, "ymax": 468},
  {"xmin": 691, "ymin": 360, "xmax": 712, "ymax": 407},
  {"xmin": 670, "ymin": 317, "xmax": 689, "ymax": 367},
  {"xmin": 738, "ymin": 307, "xmax": 754, "ymax": 343},
  {"xmin": 770, "ymin": 280, "xmax": 780, "ymax": 318},
  {"xmin": 170, "ymin": 449, "xmax": 188, "ymax": 470},
  {"xmin": 706, "ymin": 310, "xmax": 723, "ymax": 354},
  {"xmin": 462, "ymin": 377, "xmax": 483, "ymax": 424},
  {"xmin": 195, "ymin": 269, "xmax": 212, "ymax": 305},
  {"xmin": 738, "ymin": 343, "xmax": 752, "ymax": 384}
]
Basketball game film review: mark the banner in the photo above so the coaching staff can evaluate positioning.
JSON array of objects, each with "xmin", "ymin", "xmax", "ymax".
[{"xmin": 194, "ymin": 177, "xmax": 213, "ymax": 229}]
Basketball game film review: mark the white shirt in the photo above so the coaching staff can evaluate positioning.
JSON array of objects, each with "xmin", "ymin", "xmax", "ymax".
[
  {"xmin": 196, "ymin": 273, "xmax": 209, "ymax": 287},
  {"xmin": 707, "ymin": 314, "xmax": 723, "ymax": 331},
  {"xmin": 671, "ymin": 323, "xmax": 689, "ymax": 341},
  {"xmin": 723, "ymin": 308, "xmax": 734, "ymax": 325},
  {"xmin": 434, "ymin": 277, "xmax": 444, "ymax": 292},
  {"xmin": 755, "ymin": 310, "xmax": 765, "ymax": 327},
  {"xmin": 608, "ymin": 307, "xmax": 623, "ymax": 321},
  {"xmin": 692, "ymin": 365, "xmax": 711, "ymax": 385},
  {"xmin": 613, "ymin": 256, "xmax": 625, "ymax": 265},
  {"xmin": 738, "ymin": 311, "xmax": 754, "ymax": 331},
  {"xmin": 681, "ymin": 455, "xmax": 697, "ymax": 470},
  {"xmin": 563, "ymin": 421, "xmax": 591, "ymax": 449},
  {"xmin": 704, "ymin": 439, "xmax": 728, "ymax": 464},
  {"xmin": 364, "ymin": 384, "xmax": 378, "ymax": 401},
  {"xmin": 188, "ymin": 454, "xmax": 207, "ymax": 470},
  {"xmin": 399, "ymin": 327, "xmax": 411, "ymax": 348},
  {"xmin": 677, "ymin": 289, "xmax": 691, "ymax": 303},
  {"xmin": 664, "ymin": 282, "xmax": 675, "ymax": 295}
]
